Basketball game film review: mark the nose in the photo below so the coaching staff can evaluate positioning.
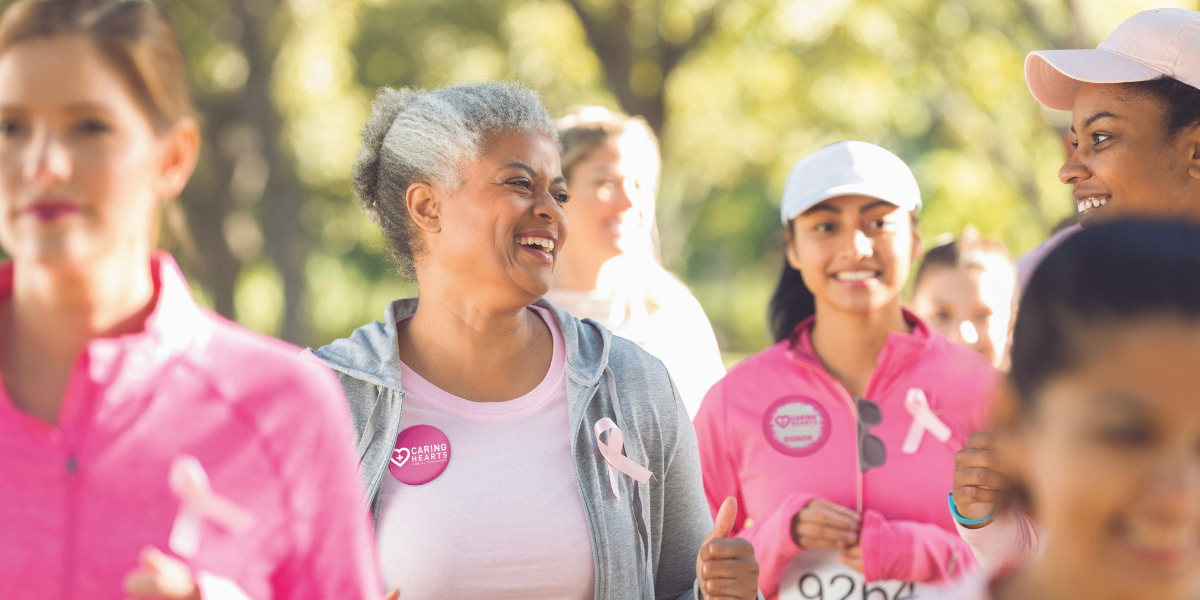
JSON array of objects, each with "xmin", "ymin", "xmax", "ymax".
[
  {"xmin": 25, "ymin": 126, "xmax": 70, "ymax": 187},
  {"xmin": 849, "ymin": 229, "xmax": 872, "ymax": 259},
  {"xmin": 958, "ymin": 320, "xmax": 979, "ymax": 345},
  {"xmin": 535, "ymin": 190, "xmax": 566, "ymax": 224},
  {"xmin": 1058, "ymin": 144, "xmax": 1090, "ymax": 185},
  {"xmin": 613, "ymin": 179, "xmax": 634, "ymax": 213}
]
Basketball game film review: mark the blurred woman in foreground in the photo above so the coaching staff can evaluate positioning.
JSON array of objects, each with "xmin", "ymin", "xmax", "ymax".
[
  {"xmin": 0, "ymin": 1, "xmax": 380, "ymax": 598},
  {"xmin": 311, "ymin": 82, "xmax": 760, "ymax": 600},
  {"xmin": 934, "ymin": 220, "xmax": 1200, "ymax": 600},
  {"xmin": 548, "ymin": 107, "xmax": 724, "ymax": 417}
]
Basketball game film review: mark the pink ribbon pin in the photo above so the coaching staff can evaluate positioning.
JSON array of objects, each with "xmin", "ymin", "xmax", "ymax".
[
  {"xmin": 168, "ymin": 455, "xmax": 255, "ymax": 558},
  {"xmin": 594, "ymin": 418, "xmax": 652, "ymax": 498},
  {"xmin": 902, "ymin": 388, "xmax": 953, "ymax": 454}
]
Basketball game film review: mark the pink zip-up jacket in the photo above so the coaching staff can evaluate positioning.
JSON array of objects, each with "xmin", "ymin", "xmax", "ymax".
[
  {"xmin": 695, "ymin": 312, "xmax": 999, "ymax": 600},
  {"xmin": 0, "ymin": 254, "xmax": 382, "ymax": 600}
]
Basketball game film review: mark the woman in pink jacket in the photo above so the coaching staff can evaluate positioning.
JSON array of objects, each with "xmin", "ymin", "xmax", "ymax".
[
  {"xmin": 694, "ymin": 141, "xmax": 999, "ymax": 600},
  {"xmin": 0, "ymin": 1, "xmax": 380, "ymax": 598}
]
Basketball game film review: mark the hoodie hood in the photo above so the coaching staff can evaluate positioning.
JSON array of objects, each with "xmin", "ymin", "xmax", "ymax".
[{"xmin": 313, "ymin": 297, "xmax": 614, "ymax": 392}]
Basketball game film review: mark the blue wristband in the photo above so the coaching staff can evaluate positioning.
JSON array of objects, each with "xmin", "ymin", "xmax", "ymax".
[{"xmin": 948, "ymin": 492, "xmax": 994, "ymax": 525}]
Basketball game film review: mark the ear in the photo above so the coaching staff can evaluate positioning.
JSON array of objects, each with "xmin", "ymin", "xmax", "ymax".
[
  {"xmin": 783, "ymin": 220, "xmax": 802, "ymax": 271},
  {"xmin": 1185, "ymin": 122, "xmax": 1200, "ymax": 181},
  {"xmin": 153, "ymin": 118, "xmax": 200, "ymax": 200},
  {"xmin": 909, "ymin": 216, "xmax": 923, "ymax": 265},
  {"xmin": 406, "ymin": 182, "xmax": 441, "ymax": 234}
]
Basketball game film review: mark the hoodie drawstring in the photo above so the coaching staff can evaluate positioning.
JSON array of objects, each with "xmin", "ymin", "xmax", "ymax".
[{"xmin": 597, "ymin": 367, "xmax": 656, "ymax": 599}]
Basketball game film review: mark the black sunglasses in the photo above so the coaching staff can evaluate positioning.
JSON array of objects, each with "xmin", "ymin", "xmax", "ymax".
[{"xmin": 855, "ymin": 397, "xmax": 887, "ymax": 472}]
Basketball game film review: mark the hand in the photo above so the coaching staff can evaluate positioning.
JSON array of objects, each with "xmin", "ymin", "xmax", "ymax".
[
  {"xmin": 839, "ymin": 544, "xmax": 864, "ymax": 574},
  {"xmin": 952, "ymin": 431, "xmax": 1008, "ymax": 528},
  {"xmin": 123, "ymin": 546, "xmax": 200, "ymax": 600},
  {"xmin": 696, "ymin": 497, "xmax": 759, "ymax": 600},
  {"xmin": 383, "ymin": 590, "xmax": 400, "ymax": 600},
  {"xmin": 791, "ymin": 499, "xmax": 860, "ymax": 549}
]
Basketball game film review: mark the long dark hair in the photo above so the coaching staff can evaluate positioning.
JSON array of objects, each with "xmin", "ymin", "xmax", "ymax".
[
  {"xmin": 768, "ymin": 256, "xmax": 815, "ymax": 343},
  {"xmin": 1010, "ymin": 220, "xmax": 1200, "ymax": 407}
]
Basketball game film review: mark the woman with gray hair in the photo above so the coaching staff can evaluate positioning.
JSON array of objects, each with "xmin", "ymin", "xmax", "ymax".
[{"xmin": 309, "ymin": 82, "xmax": 761, "ymax": 600}]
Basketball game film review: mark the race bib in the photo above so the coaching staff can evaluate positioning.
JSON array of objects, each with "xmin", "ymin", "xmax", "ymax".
[{"xmin": 777, "ymin": 549, "xmax": 932, "ymax": 600}]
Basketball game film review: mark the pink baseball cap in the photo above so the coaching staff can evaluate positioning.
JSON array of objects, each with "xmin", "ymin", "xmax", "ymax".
[{"xmin": 1025, "ymin": 8, "xmax": 1200, "ymax": 111}]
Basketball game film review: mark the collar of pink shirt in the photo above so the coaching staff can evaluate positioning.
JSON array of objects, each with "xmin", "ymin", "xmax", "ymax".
[
  {"xmin": 785, "ymin": 309, "xmax": 933, "ymax": 380},
  {"xmin": 0, "ymin": 252, "xmax": 211, "ymax": 430}
]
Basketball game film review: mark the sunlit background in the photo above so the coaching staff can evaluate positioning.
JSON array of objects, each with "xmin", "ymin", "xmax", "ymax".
[{"xmin": 11, "ymin": 0, "xmax": 1197, "ymax": 361}]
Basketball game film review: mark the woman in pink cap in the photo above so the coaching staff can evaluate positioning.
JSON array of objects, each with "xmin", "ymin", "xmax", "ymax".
[
  {"xmin": 0, "ymin": 1, "xmax": 381, "ymax": 598},
  {"xmin": 932, "ymin": 221, "xmax": 1200, "ymax": 600},
  {"xmin": 953, "ymin": 7, "xmax": 1200, "ymax": 571},
  {"xmin": 693, "ymin": 141, "xmax": 1000, "ymax": 600}
]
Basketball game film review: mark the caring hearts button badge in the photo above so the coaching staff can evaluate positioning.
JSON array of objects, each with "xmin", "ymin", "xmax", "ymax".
[{"xmin": 388, "ymin": 424, "xmax": 451, "ymax": 485}]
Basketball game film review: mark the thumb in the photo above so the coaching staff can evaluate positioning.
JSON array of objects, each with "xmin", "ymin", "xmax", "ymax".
[
  {"xmin": 705, "ymin": 496, "xmax": 737, "ymax": 543},
  {"xmin": 384, "ymin": 589, "xmax": 400, "ymax": 600}
]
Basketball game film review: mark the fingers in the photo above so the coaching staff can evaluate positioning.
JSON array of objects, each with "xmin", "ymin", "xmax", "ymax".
[
  {"xmin": 953, "ymin": 445, "xmax": 996, "ymax": 471},
  {"xmin": 383, "ymin": 589, "xmax": 400, "ymax": 600},
  {"xmin": 123, "ymin": 546, "xmax": 198, "ymax": 600},
  {"xmin": 700, "ymin": 574, "xmax": 760, "ymax": 600},
  {"xmin": 839, "ymin": 545, "xmax": 865, "ymax": 574},
  {"xmin": 795, "ymin": 522, "xmax": 858, "ymax": 548},
  {"xmin": 705, "ymin": 497, "xmax": 738, "ymax": 543},
  {"xmin": 699, "ymin": 538, "xmax": 759, "ymax": 600},
  {"xmin": 699, "ymin": 537, "xmax": 755, "ymax": 562},
  {"xmin": 799, "ymin": 502, "xmax": 860, "ymax": 531},
  {"xmin": 964, "ymin": 430, "xmax": 994, "ymax": 450},
  {"xmin": 805, "ymin": 499, "xmax": 861, "ymax": 523},
  {"xmin": 954, "ymin": 467, "xmax": 1006, "ymax": 490}
]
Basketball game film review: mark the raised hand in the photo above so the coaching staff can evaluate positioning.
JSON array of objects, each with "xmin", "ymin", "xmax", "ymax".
[
  {"xmin": 791, "ymin": 499, "xmax": 860, "ymax": 549},
  {"xmin": 952, "ymin": 430, "xmax": 1008, "ymax": 528},
  {"xmin": 696, "ymin": 497, "xmax": 760, "ymax": 600},
  {"xmin": 123, "ymin": 546, "xmax": 200, "ymax": 600},
  {"xmin": 383, "ymin": 589, "xmax": 400, "ymax": 600}
]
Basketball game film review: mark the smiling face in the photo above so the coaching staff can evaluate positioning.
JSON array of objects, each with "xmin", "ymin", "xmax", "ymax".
[
  {"xmin": 1007, "ymin": 318, "xmax": 1200, "ymax": 599},
  {"xmin": 786, "ymin": 194, "xmax": 920, "ymax": 318},
  {"xmin": 1063, "ymin": 82, "xmax": 1200, "ymax": 227},
  {"xmin": 563, "ymin": 131, "xmax": 657, "ymax": 261},
  {"xmin": 412, "ymin": 128, "xmax": 568, "ymax": 304},
  {"xmin": 0, "ymin": 36, "xmax": 194, "ymax": 271},
  {"xmin": 912, "ymin": 263, "xmax": 1015, "ymax": 367}
]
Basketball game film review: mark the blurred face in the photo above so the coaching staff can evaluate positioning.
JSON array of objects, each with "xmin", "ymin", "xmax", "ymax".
[
  {"xmin": 563, "ymin": 132, "xmax": 656, "ymax": 261},
  {"xmin": 420, "ymin": 128, "xmax": 569, "ymax": 303},
  {"xmin": 1009, "ymin": 319, "xmax": 1200, "ymax": 599},
  {"xmin": 0, "ymin": 36, "xmax": 193, "ymax": 271},
  {"xmin": 911, "ymin": 264, "xmax": 1015, "ymax": 367},
  {"xmin": 786, "ymin": 194, "xmax": 920, "ymax": 317},
  {"xmin": 1063, "ymin": 82, "xmax": 1200, "ymax": 228}
]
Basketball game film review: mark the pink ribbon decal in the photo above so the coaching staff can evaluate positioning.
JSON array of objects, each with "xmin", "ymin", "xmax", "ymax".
[
  {"xmin": 594, "ymin": 418, "xmax": 652, "ymax": 498},
  {"xmin": 168, "ymin": 455, "xmax": 255, "ymax": 558},
  {"xmin": 902, "ymin": 388, "xmax": 952, "ymax": 454}
]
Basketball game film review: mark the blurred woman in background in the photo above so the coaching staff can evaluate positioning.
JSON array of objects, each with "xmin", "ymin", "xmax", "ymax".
[
  {"xmin": 934, "ymin": 221, "xmax": 1200, "ymax": 600},
  {"xmin": 910, "ymin": 230, "xmax": 1017, "ymax": 369},
  {"xmin": 548, "ymin": 107, "xmax": 725, "ymax": 417},
  {"xmin": 312, "ymin": 83, "xmax": 760, "ymax": 600},
  {"xmin": 0, "ymin": 1, "xmax": 380, "ymax": 599},
  {"xmin": 694, "ymin": 141, "xmax": 998, "ymax": 600}
]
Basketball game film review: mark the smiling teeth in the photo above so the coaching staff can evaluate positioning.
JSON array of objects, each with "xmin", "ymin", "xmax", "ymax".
[
  {"xmin": 836, "ymin": 271, "xmax": 876, "ymax": 281},
  {"xmin": 1077, "ymin": 196, "xmax": 1108, "ymax": 213},
  {"xmin": 517, "ymin": 236, "xmax": 555, "ymax": 252}
]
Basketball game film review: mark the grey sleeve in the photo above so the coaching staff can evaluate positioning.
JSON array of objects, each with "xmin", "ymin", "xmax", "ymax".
[{"xmin": 654, "ymin": 374, "xmax": 713, "ymax": 600}]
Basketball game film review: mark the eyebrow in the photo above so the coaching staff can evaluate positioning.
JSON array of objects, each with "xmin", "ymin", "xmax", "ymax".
[
  {"xmin": 1071, "ymin": 111, "xmax": 1124, "ymax": 133},
  {"xmin": 0, "ymin": 102, "xmax": 115, "ymax": 114},
  {"xmin": 505, "ymin": 161, "xmax": 566, "ymax": 184}
]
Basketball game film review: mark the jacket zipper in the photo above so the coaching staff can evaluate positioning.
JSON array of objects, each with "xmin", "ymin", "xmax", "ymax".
[{"xmin": 63, "ymin": 450, "xmax": 79, "ymax": 600}]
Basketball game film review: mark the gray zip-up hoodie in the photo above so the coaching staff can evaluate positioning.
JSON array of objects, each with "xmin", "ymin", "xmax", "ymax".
[{"xmin": 310, "ymin": 298, "xmax": 741, "ymax": 600}]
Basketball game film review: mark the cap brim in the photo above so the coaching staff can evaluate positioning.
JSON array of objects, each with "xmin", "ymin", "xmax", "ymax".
[
  {"xmin": 782, "ymin": 182, "xmax": 920, "ymax": 223},
  {"xmin": 1025, "ymin": 49, "xmax": 1164, "ymax": 111}
]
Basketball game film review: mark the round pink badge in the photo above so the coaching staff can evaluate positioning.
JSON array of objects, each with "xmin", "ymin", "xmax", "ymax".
[
  {"xmin": 388, "ymin": 425, "xmax": 451, "ymax": 485},
  {"xmin": 762, "ymin": 395, "xmax": 832, "ymax": 457}
]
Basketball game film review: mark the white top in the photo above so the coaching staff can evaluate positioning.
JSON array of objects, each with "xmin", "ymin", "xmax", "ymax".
[
  {"xmin": 545, "ymin": 259, "xmax": 725, "ymax": 419},
  {"xmin": 375, "ymin": 306, "xmax": 595, "ymax": 599}
]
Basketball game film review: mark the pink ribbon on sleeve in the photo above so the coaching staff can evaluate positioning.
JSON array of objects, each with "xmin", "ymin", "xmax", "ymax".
[
  {"xmin": 167, "ymin": 455, "xmax": 255, "ymax": 558},
  {"xmin": 901, "ymin": 388, "xmax": 953, "ymax": 454},
  {"xmin": 594, "ymin": 418, "xmax": 652, "ymax": 499}
]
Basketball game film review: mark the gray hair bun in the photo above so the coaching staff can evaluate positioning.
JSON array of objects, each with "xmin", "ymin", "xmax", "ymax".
[{"xmin": 351, "ymin": 82, "xmax": 557, "ymax": 280}]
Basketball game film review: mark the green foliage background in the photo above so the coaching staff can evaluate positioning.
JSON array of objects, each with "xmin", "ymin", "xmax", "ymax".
[{"xmin": 11, "ymin": 0, "xmax": 1198, "ymax": 358}]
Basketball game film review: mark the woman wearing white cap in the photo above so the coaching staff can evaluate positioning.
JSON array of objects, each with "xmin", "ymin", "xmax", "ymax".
[
  {"xmin": 693, "ymin": 141, "xmax": 1000, "ymax": 600},
  {"xmin": 951, "ymin": 7, "xmax": 1200, "ymax": 572}
]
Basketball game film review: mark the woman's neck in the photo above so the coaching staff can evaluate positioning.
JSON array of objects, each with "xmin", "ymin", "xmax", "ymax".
[
  {"xmin": 808, "ymin": 300, "xmax": 910, "ymax": 398},
  {"xmin": 399, "ymin": 277, "xmax": 552, "ymax": 403},
  {"xmin": 552, "ymin": 245, "xmax": 613, "ymax": 292},
  {"xmin": 2, "ymin": 249, "xmax": 157, "ymax": 422}
]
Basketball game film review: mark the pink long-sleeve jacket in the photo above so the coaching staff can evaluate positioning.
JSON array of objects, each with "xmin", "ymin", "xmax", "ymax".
[
  {"xmin": 0, "ymin": 254, "xmax": 382, "ymax": 600},
  {"xmin": 695, "ymin": 312, "xmax": 999, "ymax": 600}
]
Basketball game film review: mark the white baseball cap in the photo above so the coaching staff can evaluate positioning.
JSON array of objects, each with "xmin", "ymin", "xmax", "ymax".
[
  {"xmin": 780, "ymin": 141, "xmax": 922, "ymax": 224},
  {"xmin": 1026, "ymin": 8, "xmax": 1200, "ymax": 111}
]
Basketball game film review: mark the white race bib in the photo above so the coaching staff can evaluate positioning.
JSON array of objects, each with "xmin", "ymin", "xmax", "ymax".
[{"xmin": 777, "ymin": 549, "xmax": 932, "ymax": 600}]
